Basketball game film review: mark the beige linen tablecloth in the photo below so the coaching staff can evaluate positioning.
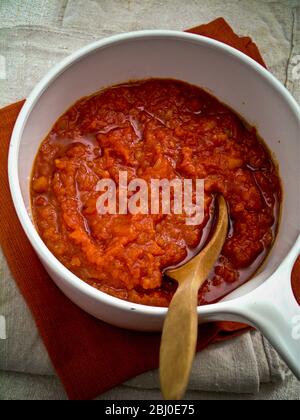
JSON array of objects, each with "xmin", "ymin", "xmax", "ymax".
[{"xmin": 0, "ymin": 0, "xmax": 299, "ymax": 400}]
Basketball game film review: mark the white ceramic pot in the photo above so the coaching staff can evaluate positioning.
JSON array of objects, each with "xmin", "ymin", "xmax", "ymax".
[{"xmin": 8, "ymin": 31, "xmax": 300, "ymax": 378}]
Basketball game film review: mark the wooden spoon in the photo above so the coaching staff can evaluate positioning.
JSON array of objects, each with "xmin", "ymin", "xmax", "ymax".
[{"xmin": 159, "ymin": 195, "xmax": 228, "ymax": 400}]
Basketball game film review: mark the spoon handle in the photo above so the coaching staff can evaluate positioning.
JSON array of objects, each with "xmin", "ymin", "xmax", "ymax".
[
  {"xmin": 159, "ymin": 196, "xmax": 228, "ymax": 400},
  {"xmin": 160, "ymin": 278, "xmax": 199, "ymax": 400}
]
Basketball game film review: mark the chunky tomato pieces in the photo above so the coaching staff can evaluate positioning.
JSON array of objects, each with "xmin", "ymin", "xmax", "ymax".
[{"xmin": 31, "ymin": 79, "xmax": 281, "ymax": 306}]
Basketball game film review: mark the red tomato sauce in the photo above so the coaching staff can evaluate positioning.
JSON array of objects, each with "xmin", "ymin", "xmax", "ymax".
[{"xmin": 31, "ymin": 79, "xmax": 281, "ymax": 306}]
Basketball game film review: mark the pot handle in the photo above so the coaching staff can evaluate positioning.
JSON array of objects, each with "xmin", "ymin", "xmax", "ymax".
[{"xmin": 235, "ymin": 236, "xmax": 300, "ymax": 379}]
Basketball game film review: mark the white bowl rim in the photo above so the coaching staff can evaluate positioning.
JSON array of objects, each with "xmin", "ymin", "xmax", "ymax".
[{"xmin": 8, "ymin": 29, "xmax": 300, "ymax": 317}]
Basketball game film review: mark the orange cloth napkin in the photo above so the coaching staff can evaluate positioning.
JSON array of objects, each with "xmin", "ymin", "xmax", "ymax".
[{"xmin": 0, "ymin": 19, "xmax": 274, "ymax": 400}]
